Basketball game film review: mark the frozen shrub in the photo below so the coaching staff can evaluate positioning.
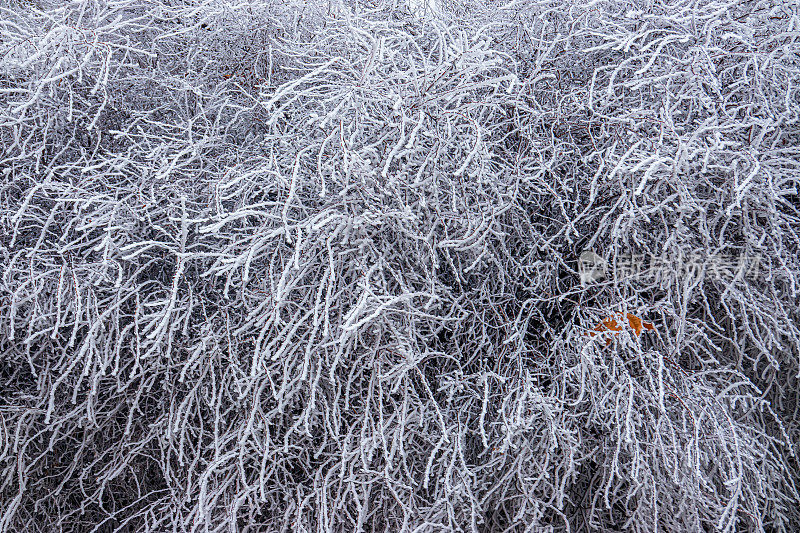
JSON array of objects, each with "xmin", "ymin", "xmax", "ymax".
[{"xmin": 0, "ymin": 0, "xmax": 798, "ymax": 531}]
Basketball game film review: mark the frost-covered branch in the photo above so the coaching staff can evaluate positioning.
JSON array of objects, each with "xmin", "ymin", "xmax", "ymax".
[{"xmin": 1, "ymin": 0, "xmax": 798, "ymax": 531}]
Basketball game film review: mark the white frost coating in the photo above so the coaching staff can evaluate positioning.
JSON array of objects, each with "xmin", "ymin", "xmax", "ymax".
[
  {"xmin": 0, "ymin": 0, "xmax": 799, "ymax": 532},
  {"xmin": 408, "ymin": 0, "xmax": 439, "ymax": 18}
]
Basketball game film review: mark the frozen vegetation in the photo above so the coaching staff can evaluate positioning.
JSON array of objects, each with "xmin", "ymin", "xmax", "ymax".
[{"xmin": 1, "ymin": 0, "xmax": 799, "ymax": 531}]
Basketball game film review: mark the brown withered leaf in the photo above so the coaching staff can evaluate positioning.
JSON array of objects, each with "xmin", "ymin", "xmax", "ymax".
[{"xmin": 585, "ymin": 313, "xmax": 655, "ymax": 346}]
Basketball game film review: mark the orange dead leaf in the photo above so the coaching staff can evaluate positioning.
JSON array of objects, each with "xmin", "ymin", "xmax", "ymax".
[
  {"xmin": 626, "ymin": 313, "xmax": 655, "ymax": 336},
  {"xmin": 585, "ymin": 313, "xmax": 655, "ymax": 346},
  {"xmin": 626, "ymin": 313, "xmax": 644, "ymax": 336}
]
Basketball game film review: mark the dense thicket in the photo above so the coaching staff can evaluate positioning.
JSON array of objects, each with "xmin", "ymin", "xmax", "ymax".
[{"xmin": 1, "ymin": 0, "xmax": 799, "ymax": 531}]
